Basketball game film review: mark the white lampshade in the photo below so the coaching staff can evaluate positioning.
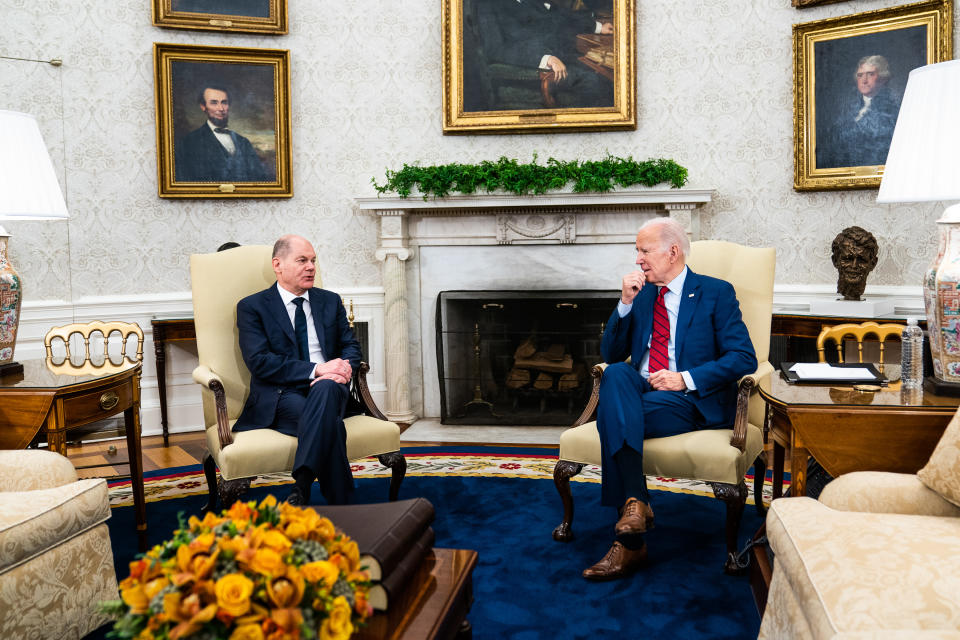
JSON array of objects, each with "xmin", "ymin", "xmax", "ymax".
[{"xmin": 0, "ymin": 110, "xmax": 68, "ymax": 221}]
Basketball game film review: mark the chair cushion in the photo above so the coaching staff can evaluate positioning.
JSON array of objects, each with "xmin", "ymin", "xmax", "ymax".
[
  {"xmin": 761, "ymin": 497, "xmax": 960, "ymax": 637},
  {"xmin": 0, "ymin": 478, "xmax": 110, "ymax": 573},
  {"xmin": 209, "ymin": 416, "xmax": 401, "ymax": 481},
  {"xmin": 0, "ymin": 449, "xmax": 77, "ymax": 492},
  {"xmin": 558, "ymin": 421, "xmax": 764, "ymax": 485},
  {"xmin": 917, "ymin": 408, "xmax": 960, "ymax": 508}
]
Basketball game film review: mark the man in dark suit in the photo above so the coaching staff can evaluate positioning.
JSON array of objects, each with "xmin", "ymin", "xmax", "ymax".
[
  {"xmin": 475, "ymin": 0, "xmax": 614, "ymax": 108},
  {"xmin": 582, "ymin": 218, "xmax": 757, "ymax": 580},
  {"xmin": 174, "ymin": 85, "xmax": 269, "ymax": 183},
  {"xmin": 234, "ymin": 234, "xmax": 361, "ymax": 505}
]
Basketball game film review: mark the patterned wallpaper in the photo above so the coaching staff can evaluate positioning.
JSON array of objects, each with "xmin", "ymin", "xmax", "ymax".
[{"xmin": 1, "ymin": 0, "xmax": 953, "ymax": 304}]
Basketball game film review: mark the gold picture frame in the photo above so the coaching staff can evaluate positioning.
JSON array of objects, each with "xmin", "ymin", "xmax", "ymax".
[
  {"xmin": 152, "ymin": 0, "xmax": 287, "ymax": 35},
  {"xmin": 793, "ymin": 0, "xmax": 952, "ymax": 191},
  {"xmin": 154, "ymin": 43, "xmax": 292, "ymax": 199},
  {"xmin": 441, "ymin": 0, "xmax": 636, "ymax": 134}
]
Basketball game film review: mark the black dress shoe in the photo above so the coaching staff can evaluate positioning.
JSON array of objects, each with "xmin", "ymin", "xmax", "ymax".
[
  {"xmin": 582, "ymin": 541, "xmax": 648, "ymax": 581},
  {"xmin": 286, "ymin": 486, "xmax": 306, "ymax": 506}
]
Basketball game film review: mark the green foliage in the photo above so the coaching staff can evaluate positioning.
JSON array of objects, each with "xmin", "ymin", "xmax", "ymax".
[{"xmin": 372, "ymin": 155, "xmax": 688, "ymax": 199}]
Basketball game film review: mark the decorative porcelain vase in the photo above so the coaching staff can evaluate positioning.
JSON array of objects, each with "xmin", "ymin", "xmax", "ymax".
[
  {"xmin": 926, "ymin": 204, "xmax": 960, "ymax": 382},
  {"xmin": 0, "ymin": 231, "xmax": 21, "ymax": 366}
]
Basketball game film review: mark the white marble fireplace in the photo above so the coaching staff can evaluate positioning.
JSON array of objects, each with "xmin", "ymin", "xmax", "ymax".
[{"xmin": 355, "ymin": 189, "xmax": 713, "ymax": 422}]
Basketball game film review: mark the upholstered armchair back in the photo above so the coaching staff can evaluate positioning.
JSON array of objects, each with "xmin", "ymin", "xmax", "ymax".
[
  {"xmin": 687, "ymin": 240, "xmax": 776, "ymax": 364},
  {"xmin": 189, "ymin": 245, "xmax": 324, "ymax": 427}
]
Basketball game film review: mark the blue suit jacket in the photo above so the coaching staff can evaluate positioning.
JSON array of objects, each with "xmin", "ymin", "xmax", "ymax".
[
  {"xmin": 233, "ymin": 284, "xmax": 362, "ymax": 432},
  {"xmin": 600, "ymin": 269, "xmax": 757, "ymax": 428}
]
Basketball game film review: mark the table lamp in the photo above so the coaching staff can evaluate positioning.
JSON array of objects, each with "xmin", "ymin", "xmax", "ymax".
[
  {"xmin": 0, "ymin": 110, "xmax": 69, "ymax": 376},
  {"xmin": 877, "ymin": 59, "xmax": 960, "ymax": 392}
]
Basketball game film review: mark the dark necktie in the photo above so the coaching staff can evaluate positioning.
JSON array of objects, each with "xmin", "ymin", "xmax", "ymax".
[
  {"xmin": 214, "ymin": 127, "xmax": 230, "ymax": 134},
  {"xmin": 649, "ymin": 287, "xmax": 670, "ymax": 373},
  {"xmin": 292, "ymin": 297, "xmax": 309, "ymax": 361}
]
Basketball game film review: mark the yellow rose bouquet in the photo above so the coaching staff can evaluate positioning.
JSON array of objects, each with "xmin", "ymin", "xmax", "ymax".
[{"xmin": 101, "ymin": 495, "xmax": 372, "ymax": 640}]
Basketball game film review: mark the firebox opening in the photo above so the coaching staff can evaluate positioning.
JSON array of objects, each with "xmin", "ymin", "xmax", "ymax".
[{"xmin": 436, "ymin": 290, "xmax": 619, "ymax": 425}]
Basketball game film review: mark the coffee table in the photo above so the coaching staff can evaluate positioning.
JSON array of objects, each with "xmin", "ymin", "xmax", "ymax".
[
  {"xmin": 758, "ymin": 371, "xmax": 959, "ymax": 497},
  {"xmin": 356, "ymin": 548, "xmax": 477, "ymax": 640}
]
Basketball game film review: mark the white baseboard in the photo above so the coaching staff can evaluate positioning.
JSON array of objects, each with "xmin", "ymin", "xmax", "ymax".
[{"xmin": 18, "ymin": 288, "xmax": 386, "ymax": 437}]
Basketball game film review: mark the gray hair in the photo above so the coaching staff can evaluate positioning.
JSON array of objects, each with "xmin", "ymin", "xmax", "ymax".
[
  {"xmin": 272, "ymin": 235, "xmax": 294, "ymax": 259},
  {"xmin": 639, "ymin": 218, "xmax": 690, "ymax": 258},
  {"xmin": 856, "ymin": 55, "xmax": 891, "ymax": 82}
]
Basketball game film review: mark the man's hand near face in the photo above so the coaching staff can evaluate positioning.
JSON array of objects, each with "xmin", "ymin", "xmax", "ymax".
[
  {"xmin": 621, "ymin": 270, "xmax": 644, "ymax": 304},
  {"xmin": 311, "ymin": 358, "xmax": 352, "ymax": 386}
]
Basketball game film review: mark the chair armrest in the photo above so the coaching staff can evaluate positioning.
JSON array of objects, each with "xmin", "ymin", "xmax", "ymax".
[
  {"xmin": 820, "ymin": 471, "xmax": 960, "ymax": 518},
  {"xmin": 191, "ymin": 365, "xmax": 233, "ymax": 449},
  {"xmin": 0, "ymin": 449, "xmax": 78, "ymax": 492},
  {"xmin": 353, "ymin": 362, "xmax": 389, "ymax": 421},
  {"xmin": 729, "ymin": 361, "xmax": 774, "ymax": 451},
  {"xmin": 572, "ymin": 363, "xmax": 608, "ymax": 427}
]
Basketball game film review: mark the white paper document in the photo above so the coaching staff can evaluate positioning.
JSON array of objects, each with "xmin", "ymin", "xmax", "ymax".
[{"xmin": 788, "ymin": 362, "xmax": 875, "ymax": 380}]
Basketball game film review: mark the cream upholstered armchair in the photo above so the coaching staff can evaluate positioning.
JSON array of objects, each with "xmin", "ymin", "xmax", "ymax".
[
  {"xmin": 759, "ymin": 407, "xmax": 960, "ymax": 640},
  {"xmin": 552, "ymin": 240, "xmax": 776, "ymax": 574},
  {"xmin": 0, "ymin": 449, "xmax": 118, "ymax": 639},
  {"xmin": 190, "ymin": 245, "xmax": 406, "ymax": 509}
]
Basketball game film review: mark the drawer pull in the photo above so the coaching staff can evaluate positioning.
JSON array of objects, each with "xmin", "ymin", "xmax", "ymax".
[{"xmin": 99, "ymin": 391, "xmax": 119, "ymax": 411}]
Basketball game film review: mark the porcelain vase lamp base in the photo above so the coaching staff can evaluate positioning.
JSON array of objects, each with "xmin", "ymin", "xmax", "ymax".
[{"xmin": 0, "ymin": 230, "xmax": 23, "ymax": 377}]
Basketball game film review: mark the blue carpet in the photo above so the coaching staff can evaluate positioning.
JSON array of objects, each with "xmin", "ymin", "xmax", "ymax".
[{"xmin": 93, "ymin": 469, "xmax": 764, "ymax": 640}]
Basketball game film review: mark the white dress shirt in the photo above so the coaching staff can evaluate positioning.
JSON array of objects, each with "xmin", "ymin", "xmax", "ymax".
[
  {"xmin": 207, "ymin": 120, "xmax": 236, "ymax": 155},
  {"xmin": 616, "ymin": 266, "xmax": 696, "ymax": 390},
  {"xmin": 276, "ymin": 283, "xmax": 325, "ymax": 373}
]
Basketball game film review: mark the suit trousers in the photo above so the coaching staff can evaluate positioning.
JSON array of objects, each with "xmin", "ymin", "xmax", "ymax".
[
  {"xmin": 275, "ymin": 379, "xmax": 353, "ymax": 504},
  {"xmin": 597, "ymin": 362, "xmax": 702, "ymax": 508}
]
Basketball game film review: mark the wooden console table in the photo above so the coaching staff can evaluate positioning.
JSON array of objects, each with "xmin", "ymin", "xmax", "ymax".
[
  {"xmin": 0, "ymin": 359, "xmax": 148, "ymax": 551},
  {"xmin": 758, "ymin": 373, "xmax": 957, "ymax": 498},
  {"xmin": 356, "ymin": 548, "xmax": 477, "ymax": 640},
  {"xmin": 151, "ymin": 316, "xmax": 196, "ymax": 446}
]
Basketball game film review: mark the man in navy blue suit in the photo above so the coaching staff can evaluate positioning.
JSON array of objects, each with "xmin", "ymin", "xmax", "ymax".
[
  {"xmin": 582, "ymin": 218, "xmax": 757, "ymax": 581},
  {"xmin": 234, "ymin": 234, "xmax": 362, "ymax": 505}
]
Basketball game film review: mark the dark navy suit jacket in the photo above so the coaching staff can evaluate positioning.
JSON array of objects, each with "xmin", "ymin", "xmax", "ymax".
[
  {"xmin": 233, "ymin": 284, "xmax": 362, "ymax": 432},
  {"xmin": 600, "ymin": 269, "xmax": 757, "ymax": 430},
  {"xmin": 174, "ymin": 124, "xmax": 269, "ymax": 183}
]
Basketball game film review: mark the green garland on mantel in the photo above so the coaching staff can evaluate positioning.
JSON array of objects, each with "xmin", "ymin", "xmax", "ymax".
[{"xmin": 371, "ymin": 155, "xmax": 688, "ymax": 200}]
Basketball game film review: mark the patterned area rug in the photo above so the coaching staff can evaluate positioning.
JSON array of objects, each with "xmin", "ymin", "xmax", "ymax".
[{"xmin": 107, "ymin": 447, "xmax": 784, "ymax": 507}]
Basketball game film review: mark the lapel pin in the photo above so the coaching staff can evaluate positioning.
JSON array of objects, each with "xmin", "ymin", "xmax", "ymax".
[{"xmin": 688, "ymin": 293, "xmax": 695, "ymax": 298}]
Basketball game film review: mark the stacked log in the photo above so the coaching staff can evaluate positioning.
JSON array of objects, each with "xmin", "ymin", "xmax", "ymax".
[{"xmin": 504, "ymin": 337, "xmax": 584, "ymax": 392}]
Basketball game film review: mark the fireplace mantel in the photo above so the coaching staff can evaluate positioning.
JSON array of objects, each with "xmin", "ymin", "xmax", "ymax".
[{"xmin": 354, "ymin": 188, "xmax": 714, "ymax": 423}]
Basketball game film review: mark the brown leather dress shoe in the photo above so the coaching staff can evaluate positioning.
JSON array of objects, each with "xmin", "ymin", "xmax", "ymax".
[
  {"xmin": 614, "ymin": 497, "xmax": 654, "ymax": 536},
  {"xmin": 582, "ymin": 541, "xmax": 648, "ymax": 581}
]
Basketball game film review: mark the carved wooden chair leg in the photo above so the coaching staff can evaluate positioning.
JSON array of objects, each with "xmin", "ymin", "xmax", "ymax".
[
  {"xmin": 552, "ymin": 460, "xmax": 584, "ymax": 542},
  {"xmin": 219, "ymin": 476, "xmax": 252, "ymax": 510},
  {"xmin": 711, "ymin": 480, "xmax": 748, "ymax": 575},
  {"xmin": 202, "ymin": 453, "xmax": 218, "ymax": 513},
  {"xmin": 378, "ymin": 452, "xmax": 407, "ymax": 502},
  {"xmin": 753, "ymin": 450, "xmax": 768, "ymax": 517}
]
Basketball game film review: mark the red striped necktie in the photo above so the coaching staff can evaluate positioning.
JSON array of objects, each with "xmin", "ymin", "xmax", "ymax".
[{"xmin": 649, "ymin": 286, "xmax": 670, "ymax": 373}]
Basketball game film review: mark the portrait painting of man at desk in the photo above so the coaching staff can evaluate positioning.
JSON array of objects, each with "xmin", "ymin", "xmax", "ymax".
[{"xmin": 443, "ymin": 0, "xmax": 635, "ymax": 133}]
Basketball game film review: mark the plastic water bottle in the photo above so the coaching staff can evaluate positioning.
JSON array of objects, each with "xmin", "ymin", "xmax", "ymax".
[{"xmin": 900, "ymin": 318, "xmax": 924, "ymax": 390}]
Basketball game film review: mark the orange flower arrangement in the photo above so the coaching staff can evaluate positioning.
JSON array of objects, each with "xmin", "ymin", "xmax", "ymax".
[{"xmin": 101, "ymin": 495, "xmax": 372, "ymax": 640}]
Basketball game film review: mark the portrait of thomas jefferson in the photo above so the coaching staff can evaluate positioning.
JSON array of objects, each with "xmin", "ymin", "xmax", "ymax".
[{"xmin": 812, "ymin": 25, "xmax": 927, "ymax": 171}]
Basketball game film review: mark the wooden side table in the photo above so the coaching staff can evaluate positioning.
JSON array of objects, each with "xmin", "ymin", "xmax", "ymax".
[
  {"xmin": 0, "ymin": 359, "xmax": 149, "ymax": 551},
  {"xmin": 150, "ymin": 317, "xmax": 196, "ymax": 446},
  {"xmin": 356, "ymin": 548, "xmax": 477, "ymax": 640}
]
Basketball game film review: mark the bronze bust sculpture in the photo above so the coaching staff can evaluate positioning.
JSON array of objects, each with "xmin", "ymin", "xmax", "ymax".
[{"xmin": 831, "ymin": 226, "xmax": 879, "ymax": 300}]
